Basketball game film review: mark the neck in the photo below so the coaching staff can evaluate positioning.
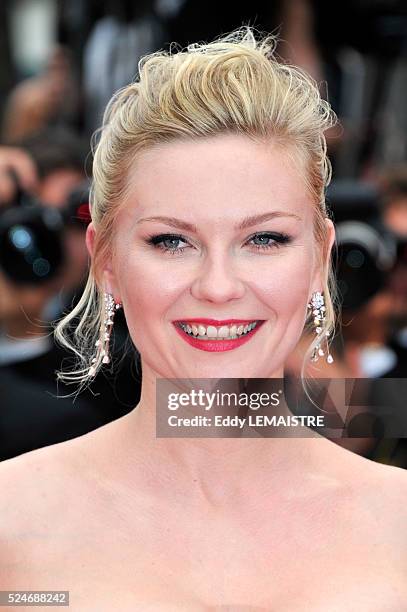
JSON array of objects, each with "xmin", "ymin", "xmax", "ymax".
[{"xmin": 108, "ymin": 362, "xmax": 325, "ymax": 508}]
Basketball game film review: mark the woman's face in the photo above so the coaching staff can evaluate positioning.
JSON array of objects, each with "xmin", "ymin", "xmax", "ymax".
[{"xmin": 102, "ymin": 133, "xmax": 334, "ymax": 379}]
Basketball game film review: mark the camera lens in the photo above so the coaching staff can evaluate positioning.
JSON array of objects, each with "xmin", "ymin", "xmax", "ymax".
[{"xmin": 0, "ymin": 206, "xmax": 64, "ymax": 285}]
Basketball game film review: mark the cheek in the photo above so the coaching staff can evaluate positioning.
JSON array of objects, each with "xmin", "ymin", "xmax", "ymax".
[
  {"xmin": 115, "ymin": 252, "xmax": 186, "ymax": 339},
  {"xmin": 250, "ymin": 248, "xmax": 314, "ymax": 317}
]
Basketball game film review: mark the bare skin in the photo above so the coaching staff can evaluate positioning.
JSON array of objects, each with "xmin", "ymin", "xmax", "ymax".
[
  {"xmin": 0, "ymin": 409, "xmax": 406, "ymax": 611},
  {"xmin": 1, "ymin": 135, "xmax": 406, "ymax": 610}
]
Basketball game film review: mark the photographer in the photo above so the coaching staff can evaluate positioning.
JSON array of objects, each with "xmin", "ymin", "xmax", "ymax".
[
  {"xmin": 375, "ymin": 165, "xmax": 407, "ymax": 377},
  {"xmin": 0, "ymin": 137, "xmax": 139, "ymax": 461},
  {"xmin": 1, "ymin": 127, "xmax": 88, "ymax": 321}
]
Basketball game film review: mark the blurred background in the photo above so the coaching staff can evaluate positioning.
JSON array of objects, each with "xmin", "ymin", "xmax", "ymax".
[{"xmin": 0, "ymin": 0, "xmax": 406, "ymax": 465}]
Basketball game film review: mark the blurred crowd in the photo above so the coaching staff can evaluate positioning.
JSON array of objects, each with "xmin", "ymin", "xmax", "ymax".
[{"xmin": 0, "ymin": 0, "xmax": 406, "ymax": 465}]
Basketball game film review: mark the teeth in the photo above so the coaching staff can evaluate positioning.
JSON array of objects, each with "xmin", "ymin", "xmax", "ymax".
[
  {"xmin": 217, "ymin": 326, "xmax": 230, "ymax": 338},
  {"xmin": 198, "ymin": 324, "xmax": 206, "ymax": 336},
  {"xmin": 206, "ymin": 325, "xmax": 218, "ymax": 338},
  {"xmin": 179, "ymin": 321, "xmax": 259, "ymax": 340},
  {"xmin": 191, "ymin": 325, "xmax": 199, "ymax": 336}
]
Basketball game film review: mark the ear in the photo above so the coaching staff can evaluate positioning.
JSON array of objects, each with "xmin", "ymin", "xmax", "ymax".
[
  {"xmin": 85, "ymin": 222, "xmax": 121, "ymax": 300},
  {"xmin": 85, "ymin": 221, "xmax": 96, "ymax": 258},
  {"xmin": 310, "ymin": 218, "xmax": 336, "ymax": 294}
]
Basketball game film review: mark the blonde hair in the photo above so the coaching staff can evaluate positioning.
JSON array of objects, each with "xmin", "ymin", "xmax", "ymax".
[{"xmin": 55, "ymin": 27, "xmax": 338, "ymax": 386}]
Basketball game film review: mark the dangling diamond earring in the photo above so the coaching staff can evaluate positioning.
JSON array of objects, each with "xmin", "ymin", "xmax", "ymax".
[
  {"xmin": 307, "ymin": 291, "xmax": 333, "ymax": 364},
  {"xmin": 88, "ymin": 293, "xmax": 122, "ymax": 377}
]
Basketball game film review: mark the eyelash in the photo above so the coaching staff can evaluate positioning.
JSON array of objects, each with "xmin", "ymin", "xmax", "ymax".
[{"xmin": 146, "ymin": 232, "xmax": 292, "ymax": 256}]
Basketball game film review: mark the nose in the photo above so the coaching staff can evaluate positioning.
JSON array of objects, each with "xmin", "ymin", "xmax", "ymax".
[{"xmin": 190, "ymin": 250, "xmax": 246, "ymax": 304}]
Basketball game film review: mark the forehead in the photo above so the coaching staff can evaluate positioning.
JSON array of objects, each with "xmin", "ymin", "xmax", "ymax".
[{"xmin": 121, "ymin": 134, "xmax": 313, "ymax": 226}]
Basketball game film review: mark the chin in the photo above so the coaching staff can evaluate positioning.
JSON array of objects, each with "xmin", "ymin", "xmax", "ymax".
[{"xmin": 173, "ymin": 360, "xmax": 282, "ymax": 380}]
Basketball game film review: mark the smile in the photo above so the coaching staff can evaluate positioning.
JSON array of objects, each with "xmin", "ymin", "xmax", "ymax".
[{"xmin": 173, "ymin": 319, "xmax": 265, "ymax": 352}]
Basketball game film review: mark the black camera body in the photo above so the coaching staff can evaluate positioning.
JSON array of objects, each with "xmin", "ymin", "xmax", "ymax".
[
  {"xmin": 0, "ymin": 176, "xmax": 91, "ymax": 286},
  {"xmin": 327, "ymin": 180, "xmax": 398, "ymax": 310},
  {"xmin": 0, "ymin": 189, "xmax": 65, "ymax": 286}
]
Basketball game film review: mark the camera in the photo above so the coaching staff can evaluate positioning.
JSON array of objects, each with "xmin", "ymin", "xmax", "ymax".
[
  {"xmin": 327, "ymin": 179, "xmax": 397, "ymax": 310},
  {"xmin": 0, "ymin": 178, "xmax": 90, "ymax": 286}
]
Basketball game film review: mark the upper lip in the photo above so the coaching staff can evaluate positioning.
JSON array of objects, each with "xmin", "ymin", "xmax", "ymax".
[{"xmin": 173, "ymin": 318, "xmax": 262, "ymax": 326}]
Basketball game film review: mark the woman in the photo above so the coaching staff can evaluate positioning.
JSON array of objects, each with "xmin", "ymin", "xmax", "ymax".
[{"xmin": 1, "ymin": 29, "xmax": 406, "ymax": 610}]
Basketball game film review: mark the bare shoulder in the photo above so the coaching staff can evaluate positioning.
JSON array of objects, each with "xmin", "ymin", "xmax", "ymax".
[
  {"xmin": 328, "ymin": 442, "xmax": 407, "ymax": 560},
  {"xmin": 363, "ymin": 457, "xmax": 407, "ymax": 534},
  {"xmin": 345, "ymin": 446, "xmax": 407, "ymax": 508},
  {"xmin": 0, "ymin": 417, "xmax": 118, "ymax": 516},
  {"xmin": 321, "ymin": 436, "xmax": 406, "ymax": 489},
  {"xmin": 0, "ymin": 415, "xmax": 131, "ymax": 557},
  {"xmin": 355, "ymin": 454, "xmax": 407, "ymax": 598},
  {"xmin": 311, "ymin": 441, "xmax": 407, "ymax": 605},
  {"xmin": 329, "ymin": 441, "xmax": 407, "ymax": 510},
  {"xmin": 0, "ymin": 436, "xmax": 97, "ymax": 587},
  {"xmin": 0, "ymin": 437, "xmax": 87, "ymax": 509}
]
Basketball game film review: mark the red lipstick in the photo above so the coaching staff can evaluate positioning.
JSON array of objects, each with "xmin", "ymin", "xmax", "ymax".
[
  {"xmin": 174, "ymin": 318, "xmax": 256, "ymax": 326},
  {"xmin": 172, "ymin": 320, "xmax": 265, "ymax": 352}
]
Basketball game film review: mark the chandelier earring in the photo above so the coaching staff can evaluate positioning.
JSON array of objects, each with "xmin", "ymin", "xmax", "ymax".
[
  {"xmin": 307, "ymin": 291, "xmax": 333, "ymax": 364},
  {"xmin": 88, "ymin": 293, "xmax": 122, "ymax": 377}
]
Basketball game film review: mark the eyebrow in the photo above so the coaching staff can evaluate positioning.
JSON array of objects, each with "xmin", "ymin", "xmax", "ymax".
[{"xmin": 136, "ymin": 211, "xmax": 302, "ymax": 232}]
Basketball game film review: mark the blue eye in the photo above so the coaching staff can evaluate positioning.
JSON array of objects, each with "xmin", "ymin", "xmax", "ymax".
[
  {"xmin": 147, "ymin": 234, "xmax": 189, "ymax": 255},
  {"xmin": 248, "ymin": 232, "xmax": 291, "ymax": 251},
  {"xmin": 146, "ymin": 231, "xmax": 291, "ymax": 255}
]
